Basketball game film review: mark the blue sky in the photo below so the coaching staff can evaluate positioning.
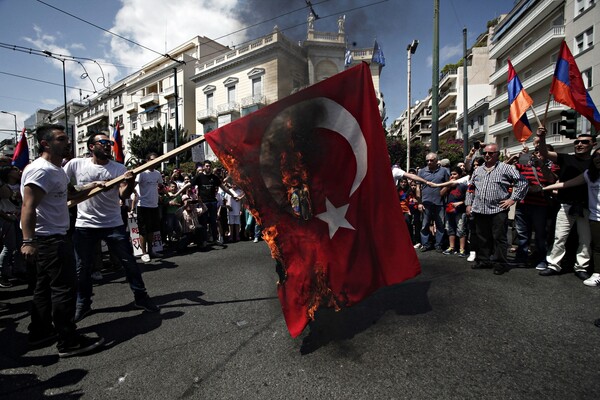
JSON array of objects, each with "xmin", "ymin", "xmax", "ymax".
[{"xmin": 0, "ymin": 0, "xmax": 516, "ymax": 138}]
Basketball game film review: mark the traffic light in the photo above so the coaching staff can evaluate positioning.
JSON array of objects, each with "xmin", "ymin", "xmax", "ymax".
[{"xmin": 559, "ymin": 109, "xmax": 578, "ymax": 139}]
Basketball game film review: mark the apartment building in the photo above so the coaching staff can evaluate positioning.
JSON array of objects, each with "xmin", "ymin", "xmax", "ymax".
[
  {"xmin": 192, "ymin": 17, "xmax": 383, "ymax": 160},
  {"xmin": 73, "ymin": 36, "xmax": 229, "ymax": 159},
  {"xmin": 488, "ymin": 0, "xmax": 599, "ymax": 154}
]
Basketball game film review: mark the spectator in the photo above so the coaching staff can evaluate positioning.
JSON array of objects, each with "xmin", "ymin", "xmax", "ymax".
[
  {"xmin": 537, "ymin": 127, "xmax": 595, "ymax": 280},
  {"xmin": 417, "ymin": 152, "xmax": 449, "ymax": 252},
  {"xmin": 465, "ymin": 143, "xmax": 528, "ymax": 275},
  {"xmin": 175, "ymin": 195, "xmax": 207, "ymax": 251},
  {"xmin": 441, "ymin": 167, "xmax": 468, "ymax": 257},
  {"xmin": 162, "ymin": 182, "xmax": 182, "ymax": 244},
  {"xmin": 0, "ymin": 166, "xmax": 23, "ymax": 287},
  {"xmin": 64, "ymin": 133, "xmax": 159, "ymax": 323},
  {"xmin": 135, "ymin": 153, "xmax": 164, "ymax": 263},
  {"xmin": 512, "ymin": 147, "xmax": 557, "ymax": 269},
  {"xmin": 224, "ymin": 181, "xmax": 244, "ymax": 243}
]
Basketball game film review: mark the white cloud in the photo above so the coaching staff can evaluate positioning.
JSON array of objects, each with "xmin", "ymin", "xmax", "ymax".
[
  {"xmin": 426, "ymin": 42, "xmax": 464, "ymax": 67},
  {"xmin": 108, "ymin": 0, "xmax": 248, "ymax": 71}
]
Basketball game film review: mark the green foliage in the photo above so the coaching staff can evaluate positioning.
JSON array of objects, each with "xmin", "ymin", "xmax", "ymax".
[
  {"xmin": 386, "ymin": 136, "xmax": 467, "ymax": 169},
  {"xmin": 127, "ymin": 123, "xmax": 191, "ymax": 165}
]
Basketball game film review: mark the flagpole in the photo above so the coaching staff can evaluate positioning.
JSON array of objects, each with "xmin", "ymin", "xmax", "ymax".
[
  {"xmin": 68, "ymin": 134, "xmax": 207, "ymax": 207},
  {"xmin": 542, "ymin": 92, "xmax": 552, "ymax": 128},
  {"xmin": 529, "ymin": 104, "xmax": 542, "ymax": 128}
]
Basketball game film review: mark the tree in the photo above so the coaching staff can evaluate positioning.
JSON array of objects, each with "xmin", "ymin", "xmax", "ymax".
[
  {"xmin": 437, "ymin": 138, "xmax": 466, "ymax": 167},
  {"xmin": 386, "ymin": 136, "xmax": 427, "ymax": 169},
  {"xmin": 127, "ymin": 123, "xmax": 190, "ymax": 166}
]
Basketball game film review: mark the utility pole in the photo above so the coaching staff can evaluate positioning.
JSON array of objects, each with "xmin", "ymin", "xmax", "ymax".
[
  {"xmin": 431, "ymin": 0, "xmax": 440, "ymax": 152},
  {"xmin": 406, "ymin": 40, "xmax": 419, "ymax": 170},
  {"xmin": 173, "ymin": 66, "xmax": 180, "ymax": 169},
  {"xmin": 463, "ymin": 27, "xmax": 469, "ymax": 156}
]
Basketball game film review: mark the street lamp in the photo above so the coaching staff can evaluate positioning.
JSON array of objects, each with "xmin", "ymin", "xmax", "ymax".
[
  {"xmin": 406, "ymin": 39, "xmax": 419, "ymax": 171},
  {"xmin": 42, "ymin": 51, "xmax": 69, "ymax": 145},
  {"xmin": 0, "ymin": 110, "xmax": 18, "ymax": 143}
]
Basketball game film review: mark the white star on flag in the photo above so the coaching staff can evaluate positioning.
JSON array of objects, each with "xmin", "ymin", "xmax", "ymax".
[{"xmin": 316, "ymin": 197, "xmax": 355, "ymax": 239}]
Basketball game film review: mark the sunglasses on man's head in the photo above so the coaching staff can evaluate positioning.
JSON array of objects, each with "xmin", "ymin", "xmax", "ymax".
[
  {"xmin": 574, "ymin": 139, "xmax": 592, "ymax": 145},
  {"xmin": 95, "ymin": 139, "xmax": 114, "ymax": 146}
]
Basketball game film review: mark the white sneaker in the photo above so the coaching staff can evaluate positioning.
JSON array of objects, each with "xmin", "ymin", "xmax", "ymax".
[
  {"xmin": 413, "ymin": 243, "xmax": 422, "ymax": 249},
  {"xmin": 583, "ymin": 272, "xmax": 600, "ymax": 287},
  {"xmin": 467, "ymin": 251, "xmax": 476, "ymax": 262},
  {"xmin": 141, "ymin": 254, "xmax": 151, "ymax": 263},
  {"xmin": 91, "ymin": 271, "xmax": 103, "ymax": 281},
  {"xmin": 535, "ymin": 261, "xmax": 548, "ymax": 271},
  {"xmin": 253, "ymin": 237, "xmax": 259, "ymax": 243}
]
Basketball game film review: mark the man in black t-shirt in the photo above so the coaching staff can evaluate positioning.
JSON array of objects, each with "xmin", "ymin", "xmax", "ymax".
[
  {"xmin": 188, "ymin": 161, "xmax": 237, "ymax": 245},
  {"xmin": 537, "ymin": 127, "xmax": 595, "ymax": 280}
]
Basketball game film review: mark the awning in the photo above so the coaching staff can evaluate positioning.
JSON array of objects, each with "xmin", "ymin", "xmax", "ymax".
[{"xmin": 139, "ymin": 105, "xmax": 159, "ymax": 114}]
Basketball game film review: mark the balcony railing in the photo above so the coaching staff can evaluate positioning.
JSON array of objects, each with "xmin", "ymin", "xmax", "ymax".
[
  {"xmin": 140, "ymin": 93, "xmax": 159, "ymax": 107},
  {"xmin": 241, "ymin": 94, "xmax": 266, "ymax": 108},
  {"xmin": 489, "ymin": 63, "xmax": 555, "ymax": 110},
  {"xmin": 489, "ymin": 100, "xmax": 563, "ymax": 136},
  {"xmin": 79, "ymin": 110, "xmax": 109, "ymax": 126},
  {"xmin": 126, "ymin": 102, "xmax": 138, "ymax": 114},
  {"xmin": 196, "ymin": 108, "xmax": 217, "ymax": 122},
  {"xmin": 217, "ymin": 101, "xmax": 239, "ymax": 114},
  {"xmin": 161, "ymin": 85, "xmax": 180, "ymax": 99},
  {"xmin": 141, "ymin": 119, "xmax": 158, "ymax": 130},
  {"xmin": 489, "ymin": 25, "xmax": 565, "ymax": 84}
]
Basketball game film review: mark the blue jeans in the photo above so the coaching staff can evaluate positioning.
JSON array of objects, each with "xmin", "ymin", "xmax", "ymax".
[
  {"xmin": 420, "ymin": 203, "xmax": 445, "ymax": 249},
  {"xmin": 73, "ymin": 225, "xmax": 147, "ymax": 309},
  {"xmin": 515, "ymin": 204, "xmax": 549, "ymax": 264}
]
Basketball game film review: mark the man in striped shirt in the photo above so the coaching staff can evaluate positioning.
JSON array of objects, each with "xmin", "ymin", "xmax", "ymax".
[{"xmin": 465, "ymin": 143, "xmax": 528, "ymax": 275}]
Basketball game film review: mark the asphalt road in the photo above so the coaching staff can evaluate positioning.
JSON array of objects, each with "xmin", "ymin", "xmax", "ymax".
[{"xmin": 1, "ymin": 240, "xmax": 599, "ymax": 399}]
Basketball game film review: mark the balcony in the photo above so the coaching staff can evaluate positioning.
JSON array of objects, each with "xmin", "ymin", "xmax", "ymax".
[
  {"xmin": 141, "ymin": 119, "xmax": 158, "ymax": 130},
  {"xmin": 439, "ymin": 124, "xmax": 458, "ymax": 140},
  {"xmin": 161, "ymin": 85, "xmax": 178, "ymax": 99},
  {"xmin": 439, "ymin": 70, "xmax": 457, "ymax": 87},
  {"xmin": 112, "ymin": 102, "xmax": 124, "ymax": 111},
  {"xmin": 126, "ymin": 102, "xmax": 138, "ymax": 114},
  {"xmin": 196, "ymin": 108, "xmax": 217, "ymax": 122},
  {"xmin": 217, "ymin": 101, "xmax": 240, "ymax": 116},
  {"xmin": 79, "ymin": 110, "xmax": 109, "ymax": 126},
  {"xmin": 140, "ymin": 93, "xmax": 159, "ymax": 107},
  {"xmin": 489, "ymin": 63, "xmax": 555, "ymax": 110},
  {"xmin": 489, "ymin": 26, "xmax": 565, "ymax": 85},
  {"xmin": 439, "ymin": 88, "xmax": 457, "ymax": 108},
  {"xmin": 241, "ymin": 94, "xmax": 266, "ymax": 108},
  {"xmin": 489, "ymin": 100, "xmax": 564, "ymax": 136},
  {"xmin": 490, "ymin": 0, "xmax": 562, "ymax": 59},
  {"xmin": 439, "ymin": 106, "xmax": 457, "ymax": 124}
]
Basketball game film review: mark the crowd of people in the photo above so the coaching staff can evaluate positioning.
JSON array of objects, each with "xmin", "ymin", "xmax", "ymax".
[
  {"xmin": 394, "ymin": 127, "xmax": 600, "ymax": 296},
  {"xmin": 2, "ymin": 123, "xmax": 600, "ymax": 358}
]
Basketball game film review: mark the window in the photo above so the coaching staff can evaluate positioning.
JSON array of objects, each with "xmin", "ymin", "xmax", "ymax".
[
  {"xmin": 227, "ymin": 86, "xmax": 236, "ymax": 103},
  {"xmin": 502, "ymin": 136, "xmax": 508, "ymax": 149},
  {"xmin": 552, "ymin": 12, "xmax": 564, "ymax": 26},
  {"xmin": 114, "ymin": 94, "xmax": 122, "ymax": 107},
  {"xmin": 575, "ymin": 0, "xmax": 595, "ymax": 17},
  {"xmin": 206, "ymin": 93, "xmax": 214, "ymax": 110},
  {"xmin": 575, "ymin": 27, "xmax": 594, "ymax": 54},
  {"xmin": 252, "ymin": 77, "xmax": 262, "ymax": 97},
  {"xmin": 581, "ymin": 68, "xmax": 593, "ymax": 89},
  {"xmin": 169, "ymin": 100, "xmax": 176, "ymax": 119}
]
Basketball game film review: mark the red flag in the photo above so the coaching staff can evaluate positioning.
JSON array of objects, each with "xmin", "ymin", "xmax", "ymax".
[
  {"xmin": 551, "ymin": 40, "xmax": 600, "ymax": 130},
  {"xmin": 507, "ymin": 59, "xmax": 533, "ymax": 142},
  {"xmin": 112, "ymin": 122, "xmax": 125, "ymax": 163},
  {"xmin": 12, "ymin": 127, "xmax": 29, "ymax": 170},
  {"xmin": 205, "ymin": 63, "xmax": 421, "ymax": 337}
]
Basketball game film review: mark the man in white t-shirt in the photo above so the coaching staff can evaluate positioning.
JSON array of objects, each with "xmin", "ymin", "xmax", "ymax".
[
  {"xmin": 64, "ymin": 133, "xmax": 159, "ymax": 323},
  {"xmin": 21, "ymin": 124, "xmax": 104, "ymax": 357},
  {"xmin": 135, "ymin": 153, "xmax": 164, "ymax": 262}
]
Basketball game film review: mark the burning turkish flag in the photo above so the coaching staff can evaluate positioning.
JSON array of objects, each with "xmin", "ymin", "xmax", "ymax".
[{"xmin": 206, "ymin": 62, "xmax": 421, "ymax": 337}]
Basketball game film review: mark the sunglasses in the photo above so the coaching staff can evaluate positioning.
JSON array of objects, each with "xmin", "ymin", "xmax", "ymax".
[
  {"xmin": 574, "ymin": 139, "xmax": 592, "ymax": 145},
  {"xmin": 95, "ymin": 139, "xmax": 114, "ymax": 146},
  {"xmin": 483, "ymin": 151, "xmax": 498, "ymax": 155},
  {"xmin": 426, "ymin": 159, "xmax": 437, "ymax": 162}
]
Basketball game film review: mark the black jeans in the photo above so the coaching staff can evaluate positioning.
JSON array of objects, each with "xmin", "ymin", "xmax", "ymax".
[
  {"xmin": 29, "ymin": 235, "xmax": 77, "ymax": 346},
  {"xmin": 473, "ymin": 211, "xmax": 509, "ymax": 267}
]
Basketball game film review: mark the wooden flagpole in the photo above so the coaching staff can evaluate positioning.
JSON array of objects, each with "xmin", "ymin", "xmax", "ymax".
[
  {"xmin": 529, "ymin": 104, "xmax": 542, "ymax": 128},
  {"xmin": 68, "ymin": 135, "xmax": 207, "ymax": 207}
]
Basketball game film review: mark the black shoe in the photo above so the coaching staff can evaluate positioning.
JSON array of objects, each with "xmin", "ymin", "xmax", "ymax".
[
  {"xmin": 58, "ymin": 334, "xmax": 104, "ymax": 358},
  {"xmin": 134, "ymin": 295, "xmax": 160, "ymax": 312},
  {"xmin": 594, "ymin": 319, "xmax": 600, "ymax": 328},
  {"xmin": 0, "ymin": 277, "xmax": 13, "ymax": 288},
  {"xmin": 28, "ymin": 330, "xmax": 58, "ymax": 348},
  {"xmin": 471, "ymin": 262, "xmax": 491, "ymax": 270},
  {"xmin": 539, "ymin": 268, "xmax": 559, "ymax": 276},
  {"xmin": 419, "ymin": 246, "xmax": 433, "ymax": 253},
  {"xmin": 575, "ymin": 271, "xmax": 591, "ymax": 280},
  {"xmin": 493, "ymin": 266, "xmax": 506, "ymax": 275},
  {"xmin": 74, "ymin": 305, "xmax": 92, "ymax": 323}
]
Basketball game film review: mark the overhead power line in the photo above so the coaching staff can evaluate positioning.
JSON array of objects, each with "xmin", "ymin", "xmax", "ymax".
[{"xmin": 0, "ymin": 70, "xmax": 95, "ymax": 93}]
